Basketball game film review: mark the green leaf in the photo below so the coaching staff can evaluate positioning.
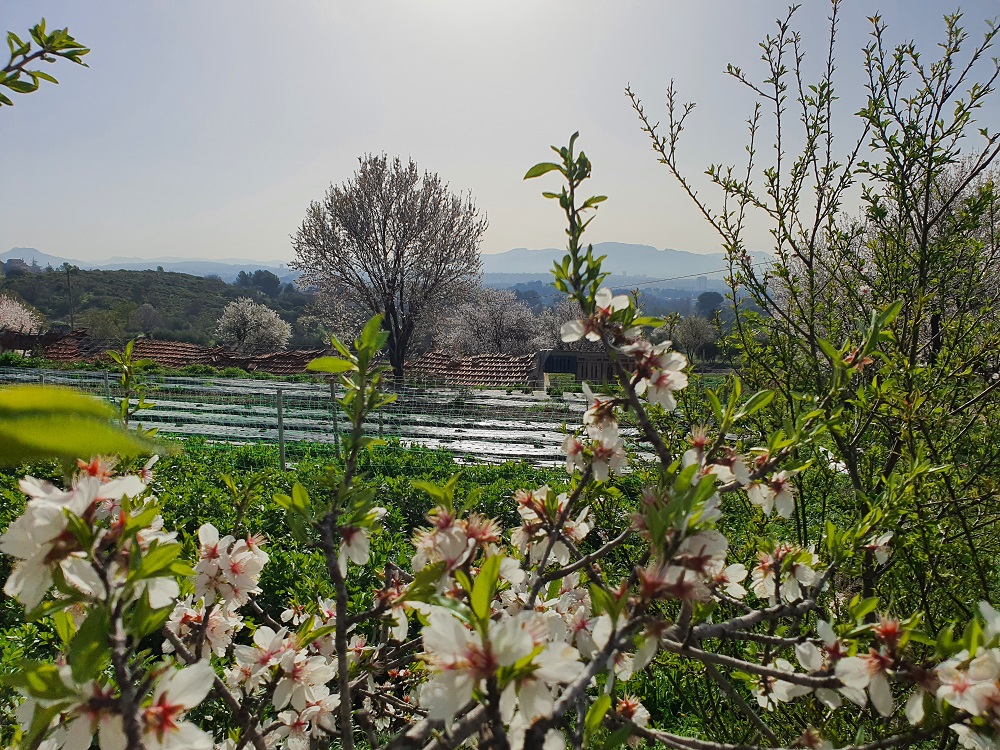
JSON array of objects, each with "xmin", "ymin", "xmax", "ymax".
[
  {"xmin": 128, "ymin": 591, "xmax": 174, "ymax": 639},
  {"xmin": 4, "ymin": 79, "xmax": 38, "ymax": 93},
  {"xmin": 471, "ymin": 555, "xmax": 503, "ymax": 623},
  {"xmin": 307, "ymin": 357, "xmax": 356, "ymax": 374},
  {"xmin": 3, "ymin": 660, "xmax": 77, "ymax": 700},
  {"xmin": 735, "ymin": 390, "xmax": 775, "ymax": 419},
  {"xmin": 589, "ymin": 584, "xmax": 615, "ymax": 617},
  {"xmin": 69, "ymin": 606, "xmax": 110, "ymax": 683},
  {"xmin": 849, "ymin": 595, "xmax": 879, "ymax": 622},
  {"xmin": 52, "ymin": 610, "xmax": 76, "ymax": 646},
  {"xmin": 816, "ymin": 337, "xmax": 842, "ymax": 362},
  {"xmin": 875, "ymin": 300, "xmax": 903, "ymax": 329},
  {"xmin": 705, "ymin": 389, "xmax": 723, "ymax": 421},
  {"xmin": 133, "ymin": 542, "xmax": 182, "ymax": 580},
  {"xmin": 524, "ymin": 162, "xmax": 562, "ymax": 179},
  {"xmin": 585, "ymin": 694, "xmax": 612, "ymax": 738},
  {"xmin": 301, "ymin": 624, "xmax": 338, "ymax": 646},
  {"xmin": 403, "ymin": 562, "xmax": 448, "ymax": 604},
  {"xmin": 359, "ymin": 315, "xmax": 385, "ymax": 351},
  {"xmin": 602, "ymin": 727, "xmax": 634, "ymax": 749},
  {"xmin": 291, "ymin": 482, "xmax": 311, "ymax": 515},
  {"xmin": 0, "ymin": 385, "xmax": 162, "ymax": 465},
  {"xmin": 329, "ymin": 333, "xmax": 352, "ymax": 358},
  {"xmin": 23, "ymin": 700, "xmax": 72, "ymax": 747}
]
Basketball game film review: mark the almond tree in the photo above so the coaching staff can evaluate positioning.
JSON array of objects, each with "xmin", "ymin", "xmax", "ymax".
[
  {"xmin": 292, "ymin": 154, "xmax": 487, "ymax": 378},
  {"xmin": 1, "ymin": 135, "xmax": 991, "ymax": 750},
  {"xmin": 215, "ymin": 297, "xmax": 291, "ymax": 354},
  {"xmin": 5, "ymin": 6, "xmax": 1000, "ymax": 750},
  {"xmin": 0, "ymin": 293, "xmax": 42, "ymax": 333},
  {"xmin": 437, "ymin": 287, "xmax": 549, "ymax": 355},
  {"xmin": 629, "ymin": 1, "xmax": 1000, "ymax": 632}
]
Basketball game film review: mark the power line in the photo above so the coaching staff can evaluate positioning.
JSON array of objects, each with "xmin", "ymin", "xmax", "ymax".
[{"xmin": 628, "ymin": 261, "xmax": 772, "ymax": 287}]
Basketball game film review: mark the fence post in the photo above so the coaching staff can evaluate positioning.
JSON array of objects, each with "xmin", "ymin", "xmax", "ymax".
[
  {"xmin": 103, "ymin": 370, "xmax": 110, "ymax": 400},
  {"xmin": 39, "ymin": 372, "xmax": 45, "ymax": 386},
  {"xmin": 330, "ymin": 381, "xmax": 341, "ymax": 455},
  {"xmin": 276, "ymin": 388, "xmax": 286, "ymax": 471},
  {"xmin": 378, "ymin": 409, "xmax": 384, "ymax": 438}
]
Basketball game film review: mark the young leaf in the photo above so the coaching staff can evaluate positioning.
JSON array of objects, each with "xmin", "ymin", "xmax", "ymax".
[
  {"xmin": 69, "ymin": 606, "xmax": 111, "ymax": 683},
  {"xmin": 307, "ymin": 357, "xmax": 356, "ymax": 374},
  {"xmin": 585, "ymin": 694, "xmax": 612, "ymax": 738},
  {"xmin": 0, "ymin": 385, "xmax": 161, "ymax": 465},
  {"xmin": 471, "ymin": 555, "xmax": 503, "ymax": 623},
  {"xmin": 524, "ymin": 162, "xmax": 563, "ymax": 179}
]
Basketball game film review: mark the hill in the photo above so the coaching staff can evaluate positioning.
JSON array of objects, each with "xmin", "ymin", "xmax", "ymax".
[
  {"xmin": 4, "ymin": 242, "xmax": 768, "ymax": 287},
  {"xmin": 0, "ymin": 248, "xmax": 297, "ymax": 284},
  {"xmin": 482, "ymin": 242, "xmax": 770, "ymax": 284},
  {"xmin": 0, "ymin": 267, "xmax": 317, "ymax": 347}
]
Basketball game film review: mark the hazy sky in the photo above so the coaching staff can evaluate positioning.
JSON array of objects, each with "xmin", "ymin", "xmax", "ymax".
[{"xmin": 2, "ymin": 1, "xmax": 999, "ymax": 263}]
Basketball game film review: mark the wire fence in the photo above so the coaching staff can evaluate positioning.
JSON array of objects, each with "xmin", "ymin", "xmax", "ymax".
[{"xmin": 0, "ymin": 367, "xmax": 629, "ymax": 467}]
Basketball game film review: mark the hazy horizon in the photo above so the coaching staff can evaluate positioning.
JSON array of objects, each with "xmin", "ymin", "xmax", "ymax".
[{"xmin": 3, "ymin": 1, "xmax": 998, "ymax": 263}]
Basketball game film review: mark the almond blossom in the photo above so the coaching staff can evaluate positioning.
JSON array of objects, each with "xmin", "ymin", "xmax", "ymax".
[
  {"xmin": 753, "ymin": 658, "xmax": 812, "ymax": 710},
  {"xmin": 274, "ymin": 649, "xmax": 338, "ymax": 711},
  {"xmin": 560, "ymin": 287, "xmax": 629, "ymax": 343},
  {"xmin": 194, "ymin": 524, "xmax": 268, "ymax": 606},
  {"xmin": 750, "ymin": 544, "xmax": 819, "ymax": 604},
  {"xmin": 0, "ymin": 475, "xmax": 106, "ymax": 609},
  {"xmin": 836, "ymin": 649, "xmax": 895, "ymax": 716},
  {"xmin": 419, "ymin": 607, "xmax": 535, "ymax": 726},
  {"xmin": 61, "ymin": 681, "xmax": 125, "ymax": 750},
  {"xmin": 628, "ymin": 341, "xmax": 688, "ymax": 410},
  {"xmin": 747, "ymin": 470, "xmax": 797, "ymax": 518},
  {"xmin": 141, "ymin": 661, "xmax": 216, "ymax": 750},
  {"xmin": 587, "ymin": 423, "xmax": 627, "ymax": 481}
]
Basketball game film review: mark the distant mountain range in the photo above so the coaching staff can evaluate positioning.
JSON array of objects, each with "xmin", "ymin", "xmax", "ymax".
[
  {"xmin": 3, "ymin": 243, "xmax": 769, "ymax": 289},
  {"xmin": 0, "ymin": 248, "xmax": 298, "ymax": 284},
  {"xmin": 483, "ymin": 242, "xmax": 766, "ymax": 278},
  {"xmin": 480, "ymin": 243, "xmax": 770, "ymax": 290}
]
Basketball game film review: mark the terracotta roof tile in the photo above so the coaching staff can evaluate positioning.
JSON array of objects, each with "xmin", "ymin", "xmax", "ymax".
[
  {"xmin": 406, "ymin": 351, "xmax": 539, "ymax": 387},
  {"xmin": 39, "ymin": 331, "xmax": 329, "ymax": 375}
]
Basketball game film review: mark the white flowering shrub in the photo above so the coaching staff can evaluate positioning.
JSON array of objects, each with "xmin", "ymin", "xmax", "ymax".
[
  {"xmin": 215, "ymin": 298, "xmax": 291, "ymax": 354},
  {"xmin": 0, "ymin": 136, "xmax": 997, "ymax": 750},
  {"xmin": 0, "ymin": 294, "xmax": 41, "ymax": 334}
]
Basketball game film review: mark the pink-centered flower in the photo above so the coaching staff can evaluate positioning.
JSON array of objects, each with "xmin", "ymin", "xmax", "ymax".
[
  {"xmin": 747, "ymin": 471, "xmax": 797, "ymax": 518},
  {"xmin": 836, "ymin": 649, "xmax": 895, "ymax": 717},
  {"xmin": 141, "ymin": 661, "xmax": 215, "ymax": 750},
  {"xmin": 419, "ymin": 607, "xmax": 534, "ymax": 726}
]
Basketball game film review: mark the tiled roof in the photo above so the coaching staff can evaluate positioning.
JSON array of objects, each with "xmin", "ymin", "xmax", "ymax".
[
  {"xmin": 251, "ymin": 349, "xmax": 329, "ymax": 375},
  {"xmin": 43, "ymin": 329, "xmax": 107, "ymax": 362},
  {"xmin": 132, "ymin": 340, "xmax": 213, "ymax": 369},
  {"xmin": 37, "ymin": 330, "xmax": 329, "ymax": 375},
  {"xmin": 34, "ymin": 330, "xmax": 542, "ymax": 384},
  {"xmin": 406, "ymin": 351, "xmax": 539, "ymax": 387}
]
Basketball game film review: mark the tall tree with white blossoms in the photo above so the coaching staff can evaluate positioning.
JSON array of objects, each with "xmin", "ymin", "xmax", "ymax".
[
  {"xmin": 215, "ymin": 297, "xmax": 291, "ymax": 354},
  {"xmin": 0, "ymin": 293, "xmax": 42, "ymax": 333}
]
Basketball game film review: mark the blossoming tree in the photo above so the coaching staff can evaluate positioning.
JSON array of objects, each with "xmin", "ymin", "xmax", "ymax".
[
  {"xmin": 4, "ymin": 5, "xmax": 1000, "ymax": 749},
  {"xmin": 1, "ymin": 132, "xmax": 997, "ymax": 750},
  {"xmin": 0, "ymin": 294, "xmax": 42, "ymax": 334}
]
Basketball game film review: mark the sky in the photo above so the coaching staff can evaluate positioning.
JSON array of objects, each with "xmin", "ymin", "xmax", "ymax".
[{"xmin": 2, "ymin": 1, "xmax": 999, "ymax": 264}]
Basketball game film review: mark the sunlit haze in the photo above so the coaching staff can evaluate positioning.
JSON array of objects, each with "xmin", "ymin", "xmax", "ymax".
[{"xmin": 2, "ymin": 1, "xmax": 998, "ymax": 263}]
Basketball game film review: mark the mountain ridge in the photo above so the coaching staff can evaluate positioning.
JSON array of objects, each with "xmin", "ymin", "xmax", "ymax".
[{"xmin": 4, "ymin": 242, "xmax": 768, "ymax": 287}]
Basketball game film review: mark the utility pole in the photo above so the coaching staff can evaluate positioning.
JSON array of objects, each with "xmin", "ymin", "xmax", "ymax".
[{"xmin": 63, "ymin": 263, "xmax": 76, "ymax": 328}]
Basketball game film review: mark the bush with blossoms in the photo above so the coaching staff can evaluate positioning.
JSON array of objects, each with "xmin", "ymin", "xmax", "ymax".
[{"xmin": 1, "ymin": 135, "xmax": 999, "ymax": 750}]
